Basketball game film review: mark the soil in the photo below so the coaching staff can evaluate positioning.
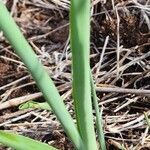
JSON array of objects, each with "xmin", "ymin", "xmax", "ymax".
[{"xmin": 0, "ymin": 0, "xmax": 150, "ymax": 149}]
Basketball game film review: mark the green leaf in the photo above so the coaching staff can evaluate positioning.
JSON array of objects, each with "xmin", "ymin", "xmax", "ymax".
[
  {"xmin": 90, "ymin": 73, "xmax": 106, "ymax": 150},
  {"xmin": 0, "ymin": 1, "xmax": 83, "ymax": 149},
  {"xmin": 70, "ymin": 0, "xmax": 97, "ymax": 149},
  {"xmin": 0, "ymin": 130, "xmax": 57, "ymax": 150}
]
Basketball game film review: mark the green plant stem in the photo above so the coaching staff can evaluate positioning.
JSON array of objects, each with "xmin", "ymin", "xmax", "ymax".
[
  {"xmin": 90, "ymin": 73, "xmax": 106, "ymax": 150},
  {"xmin": 0, "ymin": 1, "xmax": 83, "ymax": 149},
  {"xmin": 70, "ymin": 0, "xmax": 97, "ymax": 149}
]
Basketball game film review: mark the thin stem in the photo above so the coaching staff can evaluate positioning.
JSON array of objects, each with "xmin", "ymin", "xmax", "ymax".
[
  {"xmin": 70, "ymin": 0, "xmax": 97, "ymax": 149},
  {"xmin": 90, "ymin": 73, "xmax": 106, "ymax": 150}
]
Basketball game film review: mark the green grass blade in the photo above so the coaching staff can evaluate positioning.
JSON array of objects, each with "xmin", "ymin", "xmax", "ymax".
[
  {"xmin": 0, "ymin": 130, "xmax": 57, "ymax": 150},
  {"xmin": 0, "ymin": 2, "xmax": 83, "ymax": 149},
  {"xmin": 90, "ymin": 73, "xmax": 106, "ymax": 150},
  {"xmin": 70, "ymin": 0, "xmax": 97, "ymax": 149}
]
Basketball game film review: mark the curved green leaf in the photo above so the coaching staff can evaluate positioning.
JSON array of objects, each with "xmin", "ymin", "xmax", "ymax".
[
  {"xmin": 0, "ymin": 130, "xmax": 57, "ymax": 150},
  {"xmin": 0, "ymin": 1, "xmax": 84, "ymax": 149}
]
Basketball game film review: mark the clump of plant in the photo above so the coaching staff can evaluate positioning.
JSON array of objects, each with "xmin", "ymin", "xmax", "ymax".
[{"xmin": 0, "ymin": 0, "xmax": 106, "ymax": 149}]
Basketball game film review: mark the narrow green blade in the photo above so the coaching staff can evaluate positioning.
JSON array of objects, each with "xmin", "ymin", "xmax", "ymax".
[
  {"xmin": 90, "ymin": 73, "xmax": 106, "ymax": 150},
  {"xmin": 0, "ymin": 1, "xmax": 83, "ymax": 149},
  {"xmin": 70, "ymin": 0, "xmax": 97, "ymax": 149},
  {"xmin": 0, "ymin": 130, "xmax": 57, "ymax": 150}
]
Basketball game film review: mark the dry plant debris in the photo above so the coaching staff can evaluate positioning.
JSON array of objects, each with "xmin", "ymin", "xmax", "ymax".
[{"xmin": 0, "ymin": 0, "xmax": 150, "ymax": 149}]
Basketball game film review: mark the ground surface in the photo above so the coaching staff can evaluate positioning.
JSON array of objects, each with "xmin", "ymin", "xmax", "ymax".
[{"xmin": 0, "ymin": 0, "xmax": 150, "ymax": 149}]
